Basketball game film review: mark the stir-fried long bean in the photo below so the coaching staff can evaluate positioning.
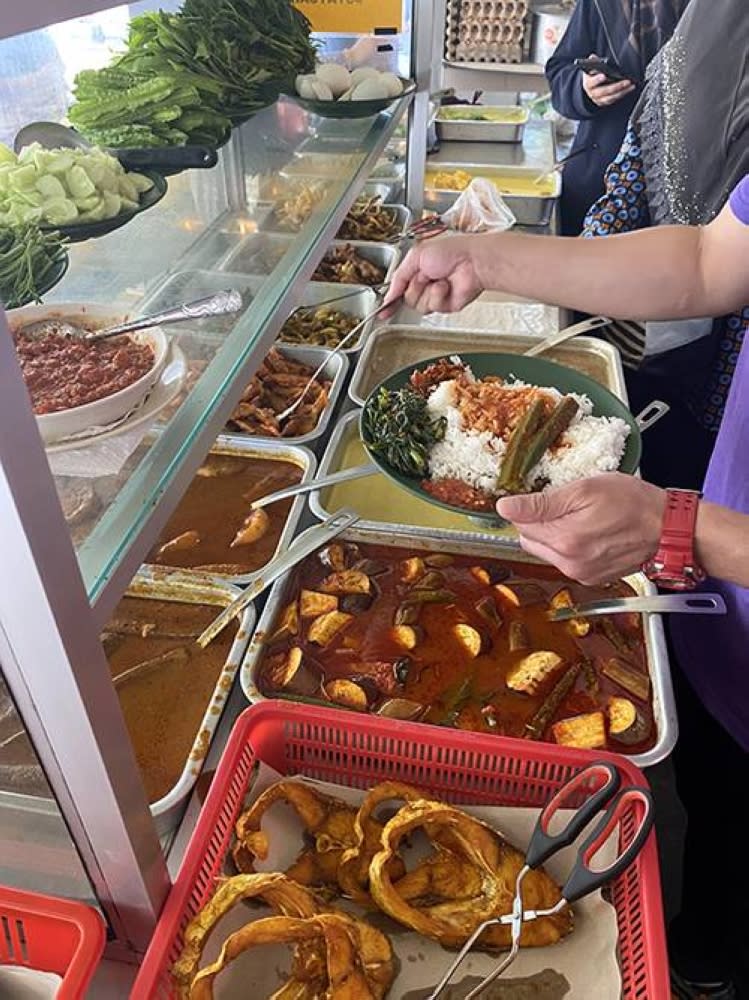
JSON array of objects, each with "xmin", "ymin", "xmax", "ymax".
[{"xmin": 0, "ymin": 226, "xmax": 67, "ymax": 309}]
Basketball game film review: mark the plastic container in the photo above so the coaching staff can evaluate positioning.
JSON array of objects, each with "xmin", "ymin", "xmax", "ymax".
[
  {"xmin": 132, "ymin": 700, "xmax": 670, "ymax": 999},
  {"xmin": 0, "ymin": 885, "xmax": 105, "ymax": 999}
]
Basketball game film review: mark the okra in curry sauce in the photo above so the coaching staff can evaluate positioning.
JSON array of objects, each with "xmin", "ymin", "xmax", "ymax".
[{"xmin": 257, "ymin": 542, "xmax": 656, "ymax": 754}]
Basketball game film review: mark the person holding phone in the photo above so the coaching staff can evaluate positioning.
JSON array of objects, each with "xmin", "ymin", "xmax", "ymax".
[{"xmin": 545, "ymin": 0, "xmax": 690, "ymax": 235}]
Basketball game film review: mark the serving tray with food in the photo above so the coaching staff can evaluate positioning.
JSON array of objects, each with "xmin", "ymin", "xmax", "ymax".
[
  {"xmin": 0, "ymin": 574, "xmax": 254, "ymax": 835},
  {"xmin": 241, "ymin": 525, "xmax": 674, "ymax": 767},
  {"xmin": 0, "ymin": 143, "xmax": 166, "ymax": 241},
  {"xmin": 8, "ymin": 302, "xmax": 172, "ymax": 445},
  {"xmin": 131, "ymin": 702, "xmax": 670, "ymax": 999},
  {"xmin": 145, "ymin": 436, "xmax": 314, "ymax": 581},
  {"xmin": 224, "ymin": 345, "xmax": 348, "ymax": 446}
]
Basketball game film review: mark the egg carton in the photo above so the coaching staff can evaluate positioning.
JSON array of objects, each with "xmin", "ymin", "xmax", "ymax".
[{"xmin": 444, "ymin": 0, "xmax": 532, "ymax": 63}]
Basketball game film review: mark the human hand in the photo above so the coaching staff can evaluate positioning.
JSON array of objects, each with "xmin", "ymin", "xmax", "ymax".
[
  {"xmin": 496, "ymin": 473, "xmax": 667, "ymax": 585},
  {"xmin": 381, "ymin": 236, "xmax": 484, "ymax": 317},
  {"xmin": 581, "ymin": 55, "xmax": 636, "ymax": 107}
]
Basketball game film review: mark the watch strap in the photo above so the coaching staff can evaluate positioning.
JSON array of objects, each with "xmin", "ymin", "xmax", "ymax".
[{"xmin": 643, "ymin": 489, "xmax": 706, "ymax": 590}]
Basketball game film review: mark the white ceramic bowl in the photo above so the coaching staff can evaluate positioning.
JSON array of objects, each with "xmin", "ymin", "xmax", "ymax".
[{"xmin": 8, "ymin": 302, "xmax": 169, "ymax": 444}]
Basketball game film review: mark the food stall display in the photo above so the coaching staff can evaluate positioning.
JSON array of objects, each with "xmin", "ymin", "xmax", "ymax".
[{"xmin": 0, "ymin": 0, "xmax": 676, "ymax": 992}]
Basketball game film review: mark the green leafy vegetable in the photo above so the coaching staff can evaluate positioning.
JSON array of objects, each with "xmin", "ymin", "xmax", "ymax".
[
  {"xmin": 68, "ymin": 0, "xmax": 316, "ymax": 148},
  {"xmin": 0, "ymin": 225, "xmax": 68, "ymax": 310},
  {"xmin": 0, "ymin": 144, "xmax": 154, "ymax": 228},
  {"xmin": 361, "ymin": 386, "xmax": 447, "ymax": 478}
]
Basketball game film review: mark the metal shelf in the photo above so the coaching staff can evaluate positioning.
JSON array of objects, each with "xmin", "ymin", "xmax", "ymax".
[{"xmin": 442, "ymin": 59, "xmax": 549, "ymax": 95}]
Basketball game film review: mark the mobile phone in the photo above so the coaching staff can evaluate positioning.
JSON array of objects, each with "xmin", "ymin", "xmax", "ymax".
[{"xmin": 574, "ymin": 57, "xmax": 631, "ymax": 84}]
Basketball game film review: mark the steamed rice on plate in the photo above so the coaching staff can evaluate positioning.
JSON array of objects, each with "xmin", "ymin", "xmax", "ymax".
[{"xmin": 362, "ymin": 357, "xmax": 631, "ymax": 513}]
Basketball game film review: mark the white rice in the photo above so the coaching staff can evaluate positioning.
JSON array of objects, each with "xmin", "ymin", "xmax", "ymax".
[{"xmin": 426, "ymin": 377, "xmax": 630, "ymax": 494}]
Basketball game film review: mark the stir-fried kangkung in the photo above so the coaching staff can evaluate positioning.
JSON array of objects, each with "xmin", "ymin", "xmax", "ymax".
[
  {"xmin": 257, "ymin": 541, "xmax": 655, "ymax": 753},
  {"xmin": 227, "ymin": 347, "xmax": 331, "ymax": 437}
]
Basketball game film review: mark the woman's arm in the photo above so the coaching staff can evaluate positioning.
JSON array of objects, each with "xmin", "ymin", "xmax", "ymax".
[
  {"xmin": 494, "ymin": 475, "xmax": 749, "ymax": 589},
  {"xmin": 384, "ymin": 196, "xmax": 749, "ymax": 321}
]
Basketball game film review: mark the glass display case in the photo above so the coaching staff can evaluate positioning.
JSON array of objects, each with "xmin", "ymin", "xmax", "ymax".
[{"xmin": 0, "ymin": 0, "xmax": 427, "ymax": 955}]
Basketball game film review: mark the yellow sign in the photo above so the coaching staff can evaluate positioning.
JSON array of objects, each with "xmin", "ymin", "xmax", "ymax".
[{"xmin": 294, "ymin": 0, "xmax": 402, "ymax": 35}]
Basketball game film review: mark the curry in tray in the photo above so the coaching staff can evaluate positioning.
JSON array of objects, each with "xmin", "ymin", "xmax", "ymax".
[{"xmin": 256, "ymin": 542, "xmax": 656, "ymax": 753}]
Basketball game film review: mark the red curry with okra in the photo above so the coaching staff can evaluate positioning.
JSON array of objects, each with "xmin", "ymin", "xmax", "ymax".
[{"xmin": 257, "ymin": 541, "xmax": 656, "ymax": 754}]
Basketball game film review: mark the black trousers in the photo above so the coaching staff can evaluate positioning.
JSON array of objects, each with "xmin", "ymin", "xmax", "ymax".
[
  {"xmin": 668, "ymin": 665, "xmax": 749, "ymax": 991},
  {"xmin": 624, "ymin": 338, "xmax": 717, "ymax": 492}
]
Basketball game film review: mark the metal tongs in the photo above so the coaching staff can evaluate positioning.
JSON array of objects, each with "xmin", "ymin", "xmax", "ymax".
[
  {"xmin": 549, "ymin": 592, "xmax": 726, "ymax": 621},
  {"xmin": 428, "ymin": 761, "xmax": 655, "ymax": 1000},
  {"xmin": 196, "ymin": 509, "xmax": 359, "ymax": 647}
]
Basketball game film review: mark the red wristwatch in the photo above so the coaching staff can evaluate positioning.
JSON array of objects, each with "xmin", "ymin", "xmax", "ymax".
[{"xmin": 642, "ymin": 489, "xmax": 706, "ymax": 591}]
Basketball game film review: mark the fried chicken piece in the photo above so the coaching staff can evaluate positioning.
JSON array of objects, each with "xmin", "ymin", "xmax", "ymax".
[{"xmin": 369, "ymin": 800, "xmax": 573, "ymax": 951}]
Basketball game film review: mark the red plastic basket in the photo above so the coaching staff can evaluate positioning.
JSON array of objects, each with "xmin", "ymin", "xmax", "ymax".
[
  {"xmin": 0, "ymin": 885, "xmax": 105, "ymax": 999},
  {"xmin": 132, "ymin": 701, "xmax": 669, "ymax": 999}
]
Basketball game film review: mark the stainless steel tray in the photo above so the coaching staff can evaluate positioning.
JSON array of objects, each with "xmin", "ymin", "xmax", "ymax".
[
  {"xmin": 172, "ymin": 208, "xmax": 273, "ymax": 272},
  {"xmin": 0, "ymin": 574, "xmax": 255, "ymax": 839},
  {"xmin": 241, "ymin": 524, "xmax": 675, "ymax": 769},
  {"xmin": 260, "ymin": 204, "xmax": 411, "ymax": 243},
  {"xmin": 145, "ymin": 434, "xmax": 316, "ymax": 585},
  {"xmin": 221, "ymin": 233, "xmax": 400, "ymax": 289},
  {"xmin": 220, "ymin": 232, "xmax": 297, "ymax": 276},
  {"xmin": 225, "ymin": 343, "xmax": 349, "ymax": 448},
  {"xmin": 317, "ymin": 240, "xmax": 400, "ymax": 287},
  {"xmin": 336, "ymin": 204, "xmax": 412, "ymax": 242},
  {"xmin": 364, "ymin": 179, "xmax": 402, "ymax": 204},
  {"xmin": 112, "ymin": 572, "xmax": 255, "ymax": 836},
  {"xmin": 425, "ymin": 163, "xmax": 561, "ymax": 227},
  {"xmin": 349, "ymin": 325, "xmax": 628, "ymax": 406},
  {"xmin": 308, "ymin": 410, "xmax": 521, "ymax": 545},
  {"xmin": 435, "ymin": 106, "xmax": 529, "ymax": 143},
  {"xmin": 280, "ymin": 281, "xmax": 379, "ymax": 354}
]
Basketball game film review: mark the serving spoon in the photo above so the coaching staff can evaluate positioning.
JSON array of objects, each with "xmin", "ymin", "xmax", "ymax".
[
  {"xmin": 522, "ymin": 315, "xmax": 612, "ymax": 357},
  {"xmin": 21, "ymin": 289, "xmax": 243, "ymax": 343},
  {"xmin": 549, "ymin": 593, "xmax": 726, "ymax": 621},
  {"xmin": 275, "ymin": 294, "xmax": 401, "ymax": 423}
]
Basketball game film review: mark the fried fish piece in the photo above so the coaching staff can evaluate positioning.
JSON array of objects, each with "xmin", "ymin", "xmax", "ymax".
[
  {"xmin": 369, "ymin": 800, "xmax": 573, "ymax": 951},
  {"xmin": 232, "ymin": 781, "xmax": 361, "ymax": 896},
  {"xmin": 171, "ymin": 873, "xmax": 320, "ymax": 996},
  {"xmin": 337, "ymin": 781, "xmax": 429, "ymax": 902},
  {"xmin": 188, "ymin": 910, "xmax": 395, "ymax": 1000}
]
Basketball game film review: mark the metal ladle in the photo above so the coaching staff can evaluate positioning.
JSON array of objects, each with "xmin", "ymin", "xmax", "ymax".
[{"xmin": 22, "ymin": 289, "xmax": 243, "ymax": 343}]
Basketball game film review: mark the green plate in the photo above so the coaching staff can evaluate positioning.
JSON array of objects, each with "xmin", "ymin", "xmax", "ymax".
[
  {"xmin": 360, "ymin": 352, "xmax": 642, "ymax": 523},
  {"xmin": 284, "ymin": 79, "xmax": 416, "ymax": 120},
  {"xmin": 41, "ymin": 171, "xmax": 167, "ymax": 243}
]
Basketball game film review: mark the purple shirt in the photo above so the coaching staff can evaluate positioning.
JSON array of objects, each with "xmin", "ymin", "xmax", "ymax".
[{"xmin": 671, "ymin": 175, "xmax": 749, "ymax": 749}]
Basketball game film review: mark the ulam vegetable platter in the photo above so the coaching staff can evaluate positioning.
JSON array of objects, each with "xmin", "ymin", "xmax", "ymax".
[{"xmin": 240, "ymin": 525, "xmax": 676, "ymax": 769}]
